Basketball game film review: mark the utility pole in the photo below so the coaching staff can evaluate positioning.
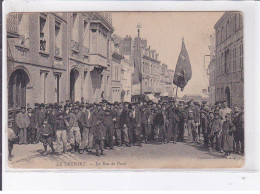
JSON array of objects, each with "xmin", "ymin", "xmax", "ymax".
[{"xmin": 137, "ymin": 23, "xmax": 142, "ymax": 95}]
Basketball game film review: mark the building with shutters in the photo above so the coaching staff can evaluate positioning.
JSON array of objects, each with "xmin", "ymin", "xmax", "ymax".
[
  {"xmin": 211, "ymin": 12, "xmax": 244, "ymax": 108},
  {"xmin": 7, "ymin": 13, "xmax": 69, "ymax": 122},
  {"xmin": 7, "ymin": 12, "xmax": 114, "ymax": 123}
]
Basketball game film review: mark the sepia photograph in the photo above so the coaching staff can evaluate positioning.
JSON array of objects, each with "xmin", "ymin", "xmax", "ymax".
[{"xmin": 6, "ymin": 11, "xmax": 244, "ymax": 169}]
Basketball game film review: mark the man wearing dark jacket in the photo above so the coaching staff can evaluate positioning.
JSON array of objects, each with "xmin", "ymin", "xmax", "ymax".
[
  {"xmin": 129, "ymin": 103, "xmax": 142, "ymax": 146},
  {"xmin": 119, "ymin": 102, "xmax": 130, "ymax": 147},
  {"xmin": 79, "ymin": 104, "xmax": 94, "ymax": 153},
  {"xmin": 167, "ymin": 99, "xmax": 179, "ymax": 144},
  {"xmin": 27, "ymin": 107, "xmax": 38, "ymax": 144}
]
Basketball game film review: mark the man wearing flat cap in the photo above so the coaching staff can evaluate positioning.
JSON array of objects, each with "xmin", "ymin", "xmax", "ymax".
[
  {"xmin": 16, "ymin": 106, "xmax": 30, "ymax": 144},
  {"xmin": 167, "ymin": 99, "xmax": 179, "ymax": 144},
  {"xmin": 68, "ymin": 105, "xmax": 81, "ymax": 153},
  {"xmin": 79, "ymin": 104, "xmax": 94, "ymax": 153},
  {"xmin": 36, "ymin": 103, "xmax": 47, "ymax": 143},
  {"xmin": 232, "ymin": 105, "xmax": 244, "ymax": 154},
  {"xmin": 27, "ymin": 107, "xmax": 38, "ymax": 144}
]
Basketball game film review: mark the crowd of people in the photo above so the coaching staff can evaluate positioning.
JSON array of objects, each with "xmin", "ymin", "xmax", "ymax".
[{"xmin": 8, "ymin": 97, "xmax": 244, "ymax": 161}]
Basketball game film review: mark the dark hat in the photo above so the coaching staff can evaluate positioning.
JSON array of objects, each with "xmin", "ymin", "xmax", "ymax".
[
  {"xmin": 27, "ymin": 107, "xmax": 32, "ymax": 111},
  {"xmin": 65, "ymin": 100, "xmax": 70, "ymax": 103},
  {"xmin": 75, "ymin": 101, "xmax": 80, "ymax": 105},
  {"xmin": 86, "ymin": 104, "xmax": 94, "ymax": 109},
  {"xmin": 114, "ymin": 101, "xmax": 119, "ymax": 105},
  {"xmin": 200, "ymin": 110, "xmax": 207, "ymax": 115},
  {"xmin": 105, "ymin": 109, "xmax": 110, "ymax": 112},
  {"xmin": 214, "ymin": 110, "xmax": 220, "ymax": 115},
  {"xmin": 45, "ymin": 104, "xmax": 50, "ymax": 108},
  {"xmin": 194, "ymin": 102, "xmax": 200, "ymax": 106},
  {"xmin": 58, "ymin": 105, "xmax": 62, "ymax": 108},
  {"xmin": 79, "ymin": 104, "xmax": 85, "ymax": 108},
  {"xmin": 202, "ymin": 100, "xmax": 207, "ymax": 104},
  {"xmin": 209, "ymin": 111, "xmax": 214, "ymax": 114},
  {"xmin": 40, "ymin": 103, "xmax": 45, "ymax": 108},
  {"xmin": 73, "ymin": 105, "xmax": 79, "ymax": 110},
  {"xmin": 35, "ymin": 103, "xmax": 40, "ymax": 106},
  {"xmin": 102, "ymin": 99, "xmax": 108, "ymax": 103},
  {"xmin": 57, "ymin": 112, "xmax": 64, "ymax": 117}
]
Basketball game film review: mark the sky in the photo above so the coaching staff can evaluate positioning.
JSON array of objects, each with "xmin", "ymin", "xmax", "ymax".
[{"xmin": 112, "ymin": 12, "xmax": 224, "ymax": 97}]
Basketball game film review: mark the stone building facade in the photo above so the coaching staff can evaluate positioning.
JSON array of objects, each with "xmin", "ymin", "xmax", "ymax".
[
  {"xmin": 7, "ymin": 12, "xmax": 114, "ymax": 121},
  {"xmin": 68, "ymin": 12, "xmax": 114, "ymax": 103},
  {"xmin": 7, "ymin": 13, "xmax": 69, "ymax": 121},
  {"xmin": 212, "ymin": 12, "xmax": 244, "ymax": 108}
]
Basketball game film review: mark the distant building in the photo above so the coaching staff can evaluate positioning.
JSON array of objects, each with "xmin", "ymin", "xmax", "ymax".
[
  {"xmin": 160, "ymin": 64, "xmax": 175, "ymax": 97},
  {"xmin": 121, "ymin": 58, "xmax": 132, "ymax": 102},
  {"xmin": 211, "ymin": 12, "xmax": 244, "ymax": 107},
  {"xmin": 110, "ymin": 34, "xmax": 124, "ymax": 102}
]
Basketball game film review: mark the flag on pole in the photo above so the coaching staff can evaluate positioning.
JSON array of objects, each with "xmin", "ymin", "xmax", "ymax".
[{"xmin": 173, "ymin": 38, "xmax": 192, "ymax": 91}]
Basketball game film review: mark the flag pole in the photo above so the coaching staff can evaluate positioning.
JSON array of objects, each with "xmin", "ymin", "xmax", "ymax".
[{"xmin": 176, "ymin": 86, "xmax": 178, "ymax": 98}]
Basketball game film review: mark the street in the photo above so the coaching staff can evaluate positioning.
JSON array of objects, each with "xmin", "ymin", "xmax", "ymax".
[{"xmin": 8, "ymin": 136, "xmax": 244, "ymax": 169}]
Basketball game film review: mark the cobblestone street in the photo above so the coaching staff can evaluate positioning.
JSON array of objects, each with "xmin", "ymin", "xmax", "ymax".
[{"xmin": 9, "ymin": 136, "xmax": 244, "ymax": 169}]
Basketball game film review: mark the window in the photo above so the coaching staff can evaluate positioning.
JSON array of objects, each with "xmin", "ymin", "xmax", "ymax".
[
  {"xmin": 55, "ymin": 21, "xmax": 62, "ymax": 56},
  {"xmin": 107, "ymin": 39, "xmax": 110, "ymax": 58},
  {"xmin": 17, "ymin": 14, "xmax": 29, "ymax": 47},
  {"xmin": 226, "ymin": 20, "xmax": 230, "ymax": 38},
  {"xmin": 235, "ymin": 13, "xmax": 240, "ymax": 31},
  {"xmin": 239, "ymin": 13, "xmax": 243, "ymax": 29},
  {"xmin": 83, "ymin": 20, "xmax": 88, "ymax": 45},
  {"xmin": 240, "ymin": 44, "xmax": 243, "ymax": 70},
  {"xmin": 54, "ymin": 73, "xmax": 61, "ymax": 103},
  {"xmin": 40, "ymin": 71, "xmax": 48, "ymax": 103},
  {"xmin": 72, "ymin": 13, "xmax": 79, "ymax": 43},
  {"xmin": 39, "ymin": 14, "xmax": 48, "ymax": 52},
  {"xmin": 233, "ymin": 47, "xmax": 237, "ymax": 71}
]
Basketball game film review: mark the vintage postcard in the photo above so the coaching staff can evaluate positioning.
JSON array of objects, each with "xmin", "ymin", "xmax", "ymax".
[{"xmin": 5, "ymin": 11, "xmax": 244, "ymax": 169}]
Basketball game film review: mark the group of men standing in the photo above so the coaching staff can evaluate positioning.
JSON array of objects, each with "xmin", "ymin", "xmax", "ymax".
[{"xmin": 8, "ymin": 97, "xmax": 244, "ymax": 160}]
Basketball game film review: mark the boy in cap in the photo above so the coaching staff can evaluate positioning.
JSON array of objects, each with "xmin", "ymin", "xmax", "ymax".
[
  {"xmin": 211, "ymin": 111, "xmax": 222, "ymax": 151},
  {"xmin": 40, "ymin": 118, "xmax": 55, "ymax": 155},
  {"xmin": 222, "ymin": 113, "xmax": 236, "ymax": 158},
  {"xmin": 93, "ymin": 117, "xmax": 105, "ymax": 156},
  {"xmin": 15, "ymin": 106, "xmax": 30, "ymax": 144},
  {"xmin": 55, "ymin": 113, "xmax": 67, "ymax": 154}
]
